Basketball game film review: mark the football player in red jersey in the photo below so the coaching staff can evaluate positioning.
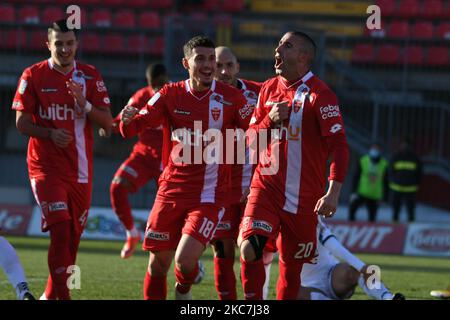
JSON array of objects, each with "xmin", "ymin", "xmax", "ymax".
[
  {"xmin": 120, "ymin": 36, "xmax": 251, "ymax": 300},
  {"xmin": 239, "ymin": 31, "xmax": 349, "ymax": 300},
  {"xmin": 211, "ymin": 46, "xmax": 277, "ymax": 300},
  {"xmin": 103, "ymin": 63, "xmax": 168, "ymax": 259},
  {"xmin": 12, "ymin": 19, "xmax": 112, "ymax": 300}
]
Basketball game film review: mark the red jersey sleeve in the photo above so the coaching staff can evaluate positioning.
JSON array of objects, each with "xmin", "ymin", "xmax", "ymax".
[
  {"xmin": 120, "ymin": 87, "xmax": 167, "ymax": 138},
  {"xmin": 12, "ymin": 69, "xmax": 37, "ymax": 114},
  {"xmin": 86, "ymin": 70, "xmax": 111, "ymax": 109},
  {"xmin": 313, "ymin": 90, "xmax": 345, "ymax": 137},
  {"xmin": 248, "ymin": 85, "xmax": 273, "ymax": 132}
]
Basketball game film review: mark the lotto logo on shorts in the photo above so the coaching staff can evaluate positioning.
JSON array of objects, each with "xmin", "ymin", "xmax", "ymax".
[
  {"xmin": 145, "ymin": 230, "xmax": 170, "ymax": 241},
  {"xmin": 252, "ymin": 220, "xmax": 273, "ymax": 233},
  {"xmin": 216, "ymin": 221, "xmax": 231, "ymax": 231},
  {"xmin": 49, "ymin": 201, "xmax": 68, "ymax": 212}
]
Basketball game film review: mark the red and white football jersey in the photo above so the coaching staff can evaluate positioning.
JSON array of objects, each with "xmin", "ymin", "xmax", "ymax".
[
  {"xmin": 120, "ymin": 79, "xmax": 251, "ymax": 206},
  {"xmin": 12, "ymin": 59, "xmax": 111, "ymax": 183},
  {"xmin": 228, "ymin": 78, "xmax": 262, "ymax": 204},
  {"xmin": 249, "ymin": 71, "xmax": 347, "ymax": 214}
]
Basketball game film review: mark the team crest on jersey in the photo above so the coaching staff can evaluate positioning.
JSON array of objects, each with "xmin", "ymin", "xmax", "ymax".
[
  {"xmin": 211, "ymin": 93, "xmax": 232, "ymax": 106},
  {"xmin": 211, "ymin": 107, "xmax": 221, "ymax": 121}
]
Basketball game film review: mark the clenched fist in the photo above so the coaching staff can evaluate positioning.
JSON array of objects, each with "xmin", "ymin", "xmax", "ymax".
[
  {"xmin": 268, "ymin": 101, "xmax": 290, "ymax": 124},
  {"xmin": 120, "ymin": 105, "xmax": 139, "ymax": 125}
]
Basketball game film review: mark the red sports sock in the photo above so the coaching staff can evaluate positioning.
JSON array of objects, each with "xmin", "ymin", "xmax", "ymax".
[
  {"xmin": 44, "ymin": 275, "xmax": 57, "ymax": 300},
  {"xmin": 143, "ymin": 271, "xmax": 167, "ymax": 300},
  {"xmin": 276, "ymin": 259, "xmax": 302, "ymax": 300},
  {"xmin": 240, "ymin": 257, "xmax": 265, "ymax": 300},
  {"xmin": 174, "ymin": 263, "xmax": 199, "ymax": 294},
  {"xmin": 214, "ymin": 257, "xmax": 237, "ymax": 300},
  {"xmin": 48, "ymin": 221, "xmax": 73, "ymax": 300},
  {"xmin": 110, "ymin": 182, "xmax": 134, "ymax": 230}
]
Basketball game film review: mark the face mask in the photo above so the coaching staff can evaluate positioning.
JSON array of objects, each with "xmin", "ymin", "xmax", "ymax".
[{"xmin": 369, "ymin": 148, "xmax": 380, "ymax": 159}]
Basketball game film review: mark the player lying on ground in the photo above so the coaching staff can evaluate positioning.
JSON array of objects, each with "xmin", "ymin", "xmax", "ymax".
[
  {"xmin": 0, "ymin": 236, "xmax": 35, "ymax": 300},
  {"xmin": 264, "ymin": 218, "xmax": 405, "ymax": 300}
]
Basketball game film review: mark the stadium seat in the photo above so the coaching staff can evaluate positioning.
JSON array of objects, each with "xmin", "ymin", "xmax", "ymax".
[
  {"xmin": 222, "ymin": 0, "xmax": 245, "ymax": 12},
  {"xmin": 437, "ymin": 22, "xmax": 450, "ymax": 39},
  {"xmin": 127, "ymin": 34, "xmax": 152, "ymax": 54},
  {"xmin": 150, "ymin": 36, "xmax": 164, "ymax": 55},
  {"xmin": 42, "ymin": 6, "xmax": 65, "ymax": 24},
  {"xmin": 114, "ymin": 10, "xmax": 136, "ymax": 28},
  {"xmin": 0, "ymin": 4, "xmax": 15, "ymax": 23},
  {"xmin": 128, "ymin": 0, "xmax": 149, "ymax": 7},
  {"xmin": 351, "ymin": 43, "xmax": 375, "ymax": 64},
  {"xmin": 91, "ymin": 9, "xmax": 112, "ymax": 27},
  {"xmin": 397, "ymin": 0, "xmax": 420, "ymax": 18},
  {"xmin": 411, "ymin": 21, "xmax": 434, "ymax": 39},
  {"xmin": 422, "ymin": 0, "xmax": 443, "ymax": 18},
  {"xmin": 148, "ymin": 0, "xmax": 173, "ymax": 10},
  {"xmin": 138, "ymin": 11, "xmax": 161, "ymax": 29},
  {"xmin": 102, "ymin": 33, "xmax": 125, "ymax": 54},
  {"xmin": 103, "ymin": 0, "xmax": 123, "ymax": 6},
  {"xmin": 4, "ymin": 29, "xmax": 27, "ymax": 50},
  {"xmin": 376, "ymin": 44, "xmax": 400, "ymax": 65},
  {"xmin": 81, "ymin": 33, "xmax": 101, "ymax": 53},
  {"xmin": 388, "ymin": 21, "xmax": 410, "ymax": 38},
  {"xmin": 18, "ymin": 5, "xmax": 40, "ymax": 24},
  {"xmin": 427, "ymin": 47, "xmax": 449, "ymax": 66},
  {"xmin": 376, "ymin": 0, "xmax": 396, "ymax": 16},
  {"xmin": 403, "ymin": 46, "xmax": 424, "ymax": 66},
  {"xmin": 28, "ymin": 30, "xmax": 47, "ymax": 50}
]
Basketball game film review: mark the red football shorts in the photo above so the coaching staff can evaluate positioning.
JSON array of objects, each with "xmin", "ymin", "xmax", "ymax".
[
  {"xmin": 114, "ymin": 151, "xmax": 161, "ymax": 192},
  {"xmin": 143, "ymin": 201, "xmax": 225, "ymax": 252},
  {"xmin": 240, "ymin": 188, "xmax": 318, "ymax": 264},
  {"xmin": 30, "ymin": 176, "xmax": 91, "ymax": 235}
]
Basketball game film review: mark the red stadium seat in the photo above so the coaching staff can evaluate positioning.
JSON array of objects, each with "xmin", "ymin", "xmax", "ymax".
[
  {"xmin": 149, "ymin": 0, "xmax": 173, "ymax": 10},
  {"xmin": 128, "ymin": 0, "xmax": 149, "ymax": 7},
  {"xmin": 222, "ymin": 0, "xmax": 245, "ymax": 12},
  {"xmin": 42, "ymin": 6, "xmax": 65, "ymax": 24},
  {"xmin": 81, "ymin": 33, "xmax": 101, "ymax": 53},
  {"xmin": 150, "ymin": 36, "xmax": 164, "ymax": 55},
  {"xmin": 397, "ymin": 0, "xmax": 420, "ymax": 18},
  {"xmin": 18, "ymin": 5, "xmax": 40, "ymax": 24},
  {"xmin": 91, "ymin": 9, "xmax": 112, "ymax": 27},
  {"xmin": 114, "ymin": 10, "xmax": 136, "ymax": 28},
  {"xmin": 127, "ymin": 34, "xmax": 152, "ymax": 54},
  {"xmin": 376, "ymin": 0, "xmax": 396, "ymax": 16},
  {"xmin": 351, "ymin": 43, "xmax": 375, "ymax": 64},
  {"xmin": 103, "ymin": 0, "xmax": 123, "ymax": 6},
  {"xmin": 403, "ymin": 46, "xmax": 424, "ymax": 65},
  {"xmin": 411, "ymin": 21, "xmax": 434, "ymax": 39},
  {"xmin": 28, "ymin": 30, "xmax": 47, "ymax": 50},
  {"xmin": 437, "ymin": 22, "xmax": 450, "ymax": 39},
  {"xmin": 102, "ymin": 33, "xmax": 125, "ymax": 54},
  {"xmin": 4, "ymin": 29, "xmax": 27, "ymax": 50},
  {"xmin": 376, "ymin": 44, "xmax": 400, "ymax": 65},
  {"xmin": 138, "ymin": 11, "xmax": 161, "ymax": 29},
  {"xmin": 388, "ymin": 21, "xmax": 410, "ymax": 38},
  {"xmin": 422, "ymin": 0, "xmax": 443, "ymax": 18},
  {"xmin": 0, "ymin": 4, "xmax": 15, "ymax": 23},
  {"xmin": 427, "ymin": 47, "xmax": 449, "ymax": 66}
]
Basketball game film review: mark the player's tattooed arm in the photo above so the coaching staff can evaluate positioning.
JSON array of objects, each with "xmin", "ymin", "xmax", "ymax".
[{"xmin": 16, "ymin": 111, "xmax": 73, "ymax": 148}]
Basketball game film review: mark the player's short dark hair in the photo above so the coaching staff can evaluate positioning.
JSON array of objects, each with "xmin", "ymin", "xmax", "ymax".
[
  {"xmin": 146, "ymin": 63, "xmax": 167, "ymax": 80},
  {"xmin": 48, "ymin": 19, "xmax": 78, "ymax": 40},
  {"xmin": 183, "ymin": 36, "xmax": 215, "ymax": 58},
  {"xmin": 287, "ymin": 31, "xmax": 316, "ymax": 66}
]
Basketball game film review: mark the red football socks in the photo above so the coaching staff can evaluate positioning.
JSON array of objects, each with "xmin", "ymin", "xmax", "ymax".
[
  {"xmin": 240, "ymin": 257, "xmax": 265, "ymax": 300},
  {"xmin": 214, "ymin": 257, "xmax": 237, "ymax": 300},
  {"xmin": 143, "ymin": 271, "xmax": 167, "ymax": 300}
]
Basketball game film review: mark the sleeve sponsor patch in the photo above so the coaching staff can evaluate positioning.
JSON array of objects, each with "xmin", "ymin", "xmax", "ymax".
[{"xmin": 18, "ymin": 79, "xmax": 28, "ymax": 95}]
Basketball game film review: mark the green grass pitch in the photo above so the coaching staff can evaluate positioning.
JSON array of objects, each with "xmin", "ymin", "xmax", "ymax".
[{"xmin": 1, "ymin": 236, "xmax": 448, "ymax": 300}]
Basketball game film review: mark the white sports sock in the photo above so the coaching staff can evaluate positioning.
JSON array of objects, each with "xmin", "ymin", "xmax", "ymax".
[
  {"xmin": 0, "ymin": 237, "xmax": 28, "ymax": 294},
  {"xmin": 358, "ymin": 276, "xmax": 393, "ymax": 300}
]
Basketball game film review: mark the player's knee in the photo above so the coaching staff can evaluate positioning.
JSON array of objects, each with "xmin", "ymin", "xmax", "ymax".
[
  {"xmin": 149, "ymin": 253, "xmax": 172, "ymax": 276},
  {"xmin": 175, "ymin": 257, "xmax": 197, "ymax": 275},
  {"xmin": 240, "ymin": 235, "xmax": 267, "ymax": 262}
]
